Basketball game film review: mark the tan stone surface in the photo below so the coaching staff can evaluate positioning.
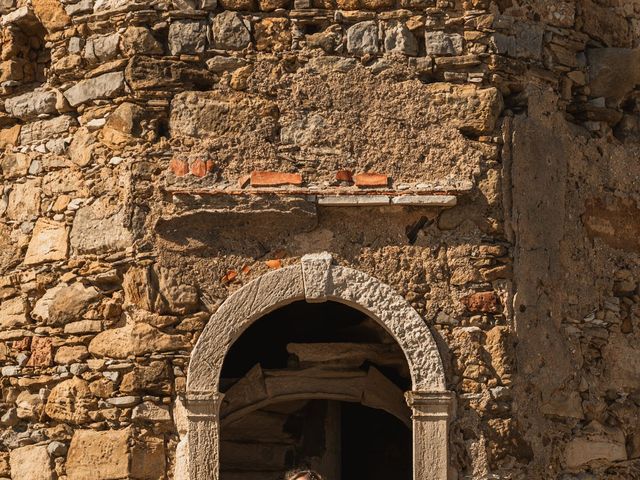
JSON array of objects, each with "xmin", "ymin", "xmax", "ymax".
[
  {"xmin": 24, "ymin": 218, "xmax": 68, "ymax": 265},
  {"xmin": 89, "ymin": 322, "xmax": 188, "ymax": 358},
  {"xmin": 9, "ymin": 444, "xmax": 54, "ymax": 480},
  {"xmin": 66, "ymin": 428, "xmax": 130, "ymax": 480},
  {"xmin": 44, "ymin": 376, "xmax": 96, "ymax": 424}
]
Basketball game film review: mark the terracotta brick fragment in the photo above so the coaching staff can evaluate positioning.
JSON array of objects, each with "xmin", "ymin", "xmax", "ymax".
[
  {"xmin": 189, "ymin": 159, "xmax": 214, "ymax": 178},
  {"xmin": 265, "ymin": 259, "xmax": 282, "ymax": 269},
  {"xmin": 461, "ymin": 291, "xmax": 501, "ymax": 313},
  {"xmin": 221, "ymin": 271, "xmax": 238, "ymax": 284},
  {"xmin": 336, "ymin": 170, "xmax": 353, "ymax": 182},
  {"xmin": 250, "ymin": 171, "xmax": 303, "ymax": 187},
  {"xmin": 353, "ymin": 172, "xmax": 389, "ymax": 187},
  {"xmin": 169, "ymin": 158, "xmax": 189, "ymax": 177}
]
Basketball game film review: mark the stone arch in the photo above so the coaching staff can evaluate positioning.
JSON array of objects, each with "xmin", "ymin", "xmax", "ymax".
[{"xmin": 184, "ymin": 252, "xmax": 454, "ymax": 480}]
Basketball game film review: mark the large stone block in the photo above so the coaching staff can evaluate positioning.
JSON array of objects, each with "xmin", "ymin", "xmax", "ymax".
[
  {"xmin": 425, "ymin": 31, "xmax": 463, "ymax": 56},
  {"xmin": 66, "ymin": 428, "xmax": 130, "ymax": 480},
  {"xmin": 44, "ymin": 376, "xmax": 96, "ymax": 424},
  {"xmin": 24, "ymin": 218, "xmax": 69, "ymax": 265},
  {"xmin": 211, "ymin": 11, "xmax": 251, "ymax": 51},
  {"xmin": 564, "ymin": 422, "xmax": 627, "ymax": 469},
  {"xmin": 63, "ymin": 71, "xmax": 125, "ymax": 107},
  {"xmin": 70, "ymin": 199, "xmax": 133, "ymax": 255},
  {"xmin": 88, "ymin": 322, "xmax": 188, "ymax": 359},
  {"xmin": 32, "ymin": 0, "xmax": 70, "ymax": 31},
  {"xmin": 19, "ymin": 115, "xmax": 77, "ymax": 144},
  {"xmin": 9, "ymin": 444, "xmax": 54, "ymax": 480},
  {"xmin": 5, "ymin": 178, "xmax": 41, "ymax": 222},
  {"xmin": 0, "ymin": 296, "xmax": 29, "ymax": 331},
  {"xmin": 67, "ymin": 428, "xmax": 165, "ymax": 480},
  {"xmin": 83, "ymin": 33, "xmax": 120, "ymax": 64},
  {"xmin": 47, "ymin": 283, "xmax": 101, "ymax": 326},
  {"xmin": 383, "ymin": 21, "xmax": 418, "ymax": 56},
  {"xmin": 4, "ymin": 90, "xmax": 57, "ymax": 120},
  {"xmin": 346, "ymin": 21, "xmax": 379, "ymax": 56},
  {"xmin": 168, "ymin": 20, "xmax": 208, "ymax": 55}
]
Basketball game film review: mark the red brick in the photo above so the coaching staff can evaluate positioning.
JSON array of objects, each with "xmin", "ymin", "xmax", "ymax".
[
  {"xmin": 169, "ymin": 158, "xmax": 189, "ymax": 177},
  {"xmin": 461, "ymin": 291, "xmax": 501, "ymax": 313},
  {"xmin": 27, "ymin": 336, "xmax": 53, "ymax": 367},
  {"xmin": 189, "ymin": 159, "xmax": 214, "ymax": 178},
  {"xmin": 336, "ymin": 170, "xmax": 353, "ymax": 182},
  {"xmin": 353, "ymin": 172, "xmax": 388, "ymax": 187},
  {"xmin": 250, "ymin": 171, "xmax": 303, "ymax": 187}
]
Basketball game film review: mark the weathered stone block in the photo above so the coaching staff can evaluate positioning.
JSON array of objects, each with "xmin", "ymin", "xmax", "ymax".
[
  {"xmin": 32, "ymin": 0, "xmax": 70, "ymax": 31},
  {"xmin": 19, "ymin": 115, "xmax": 77, "ymax": 144},
  {"xmin": 24, "ymin": 218, "xmax": 69, "ymax": 265},
  {"xmin": 83, "ymin": 33, "xmax": 120, "ymax": 64},
  {"xmin": 63, "ymin": 71, "xmax": 125, "ymax": 107},
  {"xmin": 168, "ymin": 20, "xmax": 208, "ymax": 55},
  {"xmin": 121, "ymin": 26, "xmax": 163, "ymax": 56},
  {"xmin": 70, "ymin": 200, "xmax": 132, "ymax": 255},
  {"xmin": 211, "ymin": 11, "xmax": 251, "ymax": 51},
  {"xmin": 347, "ymin": 21, "xmax": 379, "ymax": 56},
  {"xmin": 425, "ymin": 31, "xmax": 463, "ymax": 56},
  {"xmin": 45, "ymin": 376, "xmax": 96, "ymax": 424},
  {"xmin": 0, "ymin": 296, "xmax": 29, "ymax": 331},
  {"xmin": 6, "ymin": 178, "xmax": 41, "ymax": 222},
  {"xmin": 66, "ymin": 428, "xmax": 130, "ymax": 480},
  {"xmin": 384, "ymin": 21, "xmax": 418, "ymax": 56},
  {"xmin": 9, "ymin": 444, "xmax": 54, "ymax": 480},
  {"xmin": 564, "ymin": 422, "xmax": 627, "ymax": 469},
  {"xmin": 4, "ymin": 90, "xmax": 57, "ymax": 120},
  {"xmin": 88, "ymin": 322, "xmax": 188, "ymax": 359},
  {"xmin": 47, "ymin": 283, "xmax": 101, "ymax": 326},
  {"xmin": 125, "ymin": 56, "xmax": 215, "ymax": 90},
  {"xmin": 27, "ymin": 336, "xmax": 53, "ymax": 367}
]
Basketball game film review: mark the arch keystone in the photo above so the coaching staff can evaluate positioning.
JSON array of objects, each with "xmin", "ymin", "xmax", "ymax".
[{"xmin": 301, "ymin": 251, "xmax": 333, "ymax": 302}]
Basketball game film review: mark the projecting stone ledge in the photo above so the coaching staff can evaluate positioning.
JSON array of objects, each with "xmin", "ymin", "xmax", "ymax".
[{"xmin": 315, "ymin": 194, "xmax": 457, "ymax": 207}]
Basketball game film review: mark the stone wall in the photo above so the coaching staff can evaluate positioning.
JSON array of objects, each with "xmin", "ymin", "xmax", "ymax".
[{"xmin": 0, "ymin": 0, "xmax": 638, "ymax": 478}]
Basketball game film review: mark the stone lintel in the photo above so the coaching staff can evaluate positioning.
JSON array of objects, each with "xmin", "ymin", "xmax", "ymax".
[
  {"xmin": 391, "ymin": 195, "xmax": 457, "ymax": 207},
  {"xmin": 301, "ymin": 252, "xmax": 333, "ymax": 303},
  {"xmin": 318, "ymin": 195, "xmax": 390, "ymax": 206}
]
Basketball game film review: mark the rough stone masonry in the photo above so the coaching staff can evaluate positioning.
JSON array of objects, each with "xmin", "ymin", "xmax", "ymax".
[{"xmin": 0, "ymin": 0, "xmax": 638, "ymax": 478}]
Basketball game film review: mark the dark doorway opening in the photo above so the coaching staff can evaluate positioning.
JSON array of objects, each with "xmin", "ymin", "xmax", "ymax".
[
  {"xmin": 341, "ymin": 402, "xmax": 412, "ymax": 480},
  {"xmin": 219, "ymin": 301, "xmax": 413, "ymax": 480}
]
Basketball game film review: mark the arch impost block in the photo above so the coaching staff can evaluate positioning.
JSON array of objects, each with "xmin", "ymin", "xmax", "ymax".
[
  {"xmin": 406, "ymin": 390, "xmax": 456, "ymax": 419},
  {"xmin": 301, "ymin": 251, "xmax": 333, "ymax": 302},
  {"xmin": 185, "ymin": 391, "xmax": 224, "ymax": 421}
]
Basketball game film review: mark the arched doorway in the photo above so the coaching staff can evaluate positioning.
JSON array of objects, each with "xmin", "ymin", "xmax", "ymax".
[
  {"xmin": 183, "ymin": 253, "xmax": 454, "ymax": 480},
  {"xmin": 218, "ymin": 300, "xmax": 413, "ymax": 479}
]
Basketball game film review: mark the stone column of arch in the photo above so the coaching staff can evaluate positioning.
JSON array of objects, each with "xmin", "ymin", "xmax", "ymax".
[{"xmin": 184, "ymin": 252, "xmax": 455, "ymax": 480}]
